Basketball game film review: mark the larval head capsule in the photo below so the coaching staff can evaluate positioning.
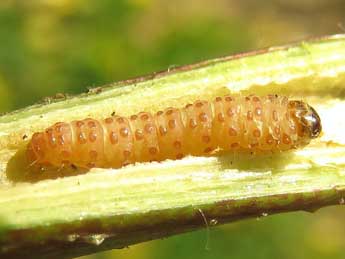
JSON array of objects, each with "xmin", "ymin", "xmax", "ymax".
[{"xmin": 289, "ymin": 100, "xmax": 322, "ymax": 140}]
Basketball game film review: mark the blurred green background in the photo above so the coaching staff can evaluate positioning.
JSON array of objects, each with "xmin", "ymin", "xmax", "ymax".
[{"xmin": 1, "ymin": 0, "xmax": 345, "ymax": 258}]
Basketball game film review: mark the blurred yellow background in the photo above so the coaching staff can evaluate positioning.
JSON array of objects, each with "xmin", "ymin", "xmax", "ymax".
[{"xmin": 1, "ymin": 0, "xmax": 345, "ymax": 258}]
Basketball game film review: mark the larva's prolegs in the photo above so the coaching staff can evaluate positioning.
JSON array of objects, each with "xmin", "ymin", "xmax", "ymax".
[{"xmin": 27, "ymin": 94, "xmax": 322, "ymax": 172}]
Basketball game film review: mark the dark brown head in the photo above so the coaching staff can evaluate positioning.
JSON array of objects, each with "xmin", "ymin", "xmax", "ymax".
[{"xmin": 289, "ymin": 100, "xmax": 322, "ymax": 139}]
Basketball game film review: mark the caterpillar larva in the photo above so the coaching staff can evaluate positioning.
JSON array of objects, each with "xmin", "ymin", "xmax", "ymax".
[{"xmin": 27, "ymin": 94, "xmax": 322, "ymax": 170}]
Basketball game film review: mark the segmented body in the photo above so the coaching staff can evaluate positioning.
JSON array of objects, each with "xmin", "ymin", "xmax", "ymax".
[{"xmin": 27, "ymin": 95, "xmax": 313, "ymax": 169}]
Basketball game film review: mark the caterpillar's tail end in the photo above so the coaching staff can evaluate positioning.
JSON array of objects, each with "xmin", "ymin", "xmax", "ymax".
[
  {"xmin": 26, "ymin": 144, "xmax": 37, "ymax": 167},
  {"xmin": 289, "ymin": 101, "xmax": 322, "ymax": 139},
  {"xmin": 26, "ymin": 132, "xmax": 44, "ymax": 168}
]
